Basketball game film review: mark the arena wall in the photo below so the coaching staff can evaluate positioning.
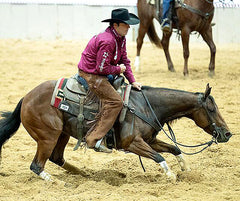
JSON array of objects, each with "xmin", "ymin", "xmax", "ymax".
[{"xmin": 0, "ymin": 3, "xmax": 239, "ymax": 44}]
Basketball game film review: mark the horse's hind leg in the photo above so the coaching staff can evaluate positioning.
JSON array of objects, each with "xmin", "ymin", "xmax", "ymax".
[
  {"xmin": 27, "ymin": 126, "xmax": 63, "ymax": 181},
  {"xmin": 124, "ymin": 135, "xmax": 176, "ymax": 181},
  {"xmin": 149, "ymin": 138, "xmax": 190, "ymax": 171},
  {"xmin": 181, "ymin": 26, "xmax": 191, "ymax": 76},
  {"xmin": 162, "ymin": 32, "xmax": 175, "ymax": 72},
  {"xmin": 30, "ymin": 138, "xmax": 59, "ymax": 181},
  {"xmin": 200, "ymin": 25, "xmax": 216, "ymax": 77},
  {"xmin": 49, "ymin": 133, "xmax": 82, "ymax": 174}
]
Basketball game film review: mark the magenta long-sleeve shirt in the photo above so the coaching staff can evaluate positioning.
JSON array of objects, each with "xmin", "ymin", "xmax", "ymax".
[{"xmin": 78, "ymin": 26, "xmax": 136, "ymax": 84}]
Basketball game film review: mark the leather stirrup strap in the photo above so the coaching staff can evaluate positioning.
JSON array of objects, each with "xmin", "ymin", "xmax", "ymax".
[
  {"xmin": 119, "ymin": 84, "xmax": 132, "ymax": 123},
  {"xmin": 73, "ymin": 95, "xmax": 85, "ymax": 151}
]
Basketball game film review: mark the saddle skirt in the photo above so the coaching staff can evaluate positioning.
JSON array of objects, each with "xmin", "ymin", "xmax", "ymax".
[{"xmin": 50, "ymin": 75, "xmax": 132, "ymax": 150}]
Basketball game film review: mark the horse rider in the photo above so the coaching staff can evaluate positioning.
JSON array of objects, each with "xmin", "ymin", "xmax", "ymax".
[
  {"xmin": 78, "ymin": 8, "xmax": 142, "ymax": 153},
  {"xmin": 157, "ymin": 0, "xmax": 173, "ymax": 33}
]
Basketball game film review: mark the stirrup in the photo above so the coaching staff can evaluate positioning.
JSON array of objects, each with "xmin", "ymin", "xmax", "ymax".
[
  {"xmin": 94, "ymin": 138, "xmax": 112, "ymax": 153},
  {"xmin": 161, "ymin": 18, "xmax": 172, "ymax": 33}
]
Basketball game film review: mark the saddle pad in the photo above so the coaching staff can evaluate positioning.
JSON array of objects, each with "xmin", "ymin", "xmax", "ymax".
[
  {"xmin": 51, "ymin": 78, "xmax": 68, "ymax": 108},
  {"xmin": 51, "ymin": 76, "xmax": 132, "ymax": 123}
]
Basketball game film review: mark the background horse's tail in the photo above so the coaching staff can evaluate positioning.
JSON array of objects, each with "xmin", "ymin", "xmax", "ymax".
[
  {"xmin": 0, "ymin": 98, "xmax": 23, "ymax": 159},
  {"xmin": 147, "ymin": 21, "xmax": 162, "ymax": 49}
]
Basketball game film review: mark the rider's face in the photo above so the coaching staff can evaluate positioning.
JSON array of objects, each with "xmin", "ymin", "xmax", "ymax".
[{"xmin": 114, "ymin": 22, "xmax": 130, "ymax": 36}]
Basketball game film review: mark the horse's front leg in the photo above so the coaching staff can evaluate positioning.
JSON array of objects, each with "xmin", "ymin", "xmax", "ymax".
[
  {"xmin": 123, "ymin": 135, "xmax": 176, "ymax": 182},
  {"xmin": 134, "ymin": 22, "xmax": 149, "ymax": 71},
  {"xmin": 200, "ymin": 25, "xmax": 216, "ymax": 77},
  {"xmin": 181, "ymin": 26, "xmax": 191, "ymax": 76},
  {"xmin": 149, "ymin": 138, "xmax": 190, "ymax": 172}
]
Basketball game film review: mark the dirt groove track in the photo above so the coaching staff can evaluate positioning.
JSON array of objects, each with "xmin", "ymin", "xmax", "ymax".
[{"xmin": 0, "ymin": 40, "xmax": 239, "ymax": 201}]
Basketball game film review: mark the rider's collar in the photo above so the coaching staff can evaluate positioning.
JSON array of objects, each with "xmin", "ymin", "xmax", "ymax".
[{"xmin": 111, "ymin": 26, "xmax": 124, "ymax": 40}]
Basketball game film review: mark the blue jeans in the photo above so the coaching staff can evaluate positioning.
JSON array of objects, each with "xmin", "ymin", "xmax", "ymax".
[{"xmin": 162, "ymin": 0, "xmax": 173, "ymax": 19}]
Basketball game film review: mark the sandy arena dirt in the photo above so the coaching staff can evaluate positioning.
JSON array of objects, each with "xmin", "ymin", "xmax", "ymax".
[{"xmin": 0, "ymin": 39, "xmax": 239, "ymax": 201}]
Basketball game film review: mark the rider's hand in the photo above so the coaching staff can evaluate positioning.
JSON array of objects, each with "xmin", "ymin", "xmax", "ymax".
[
  {"xmin": 119, "ymin": 64, "xmax": 126, "ymax": 73},
  {"xmin": 132, "ymin": 82, "xmax": 142, "ymax": 90}
]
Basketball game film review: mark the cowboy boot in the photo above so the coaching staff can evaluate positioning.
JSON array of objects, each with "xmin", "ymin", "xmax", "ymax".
[
  {"xmin": 161, "ymin": 18, "xmax": 171, "ymax": 33},
  {"xmin": 94, "ymin": 138, "xmax": 112, "ymax": 153}
]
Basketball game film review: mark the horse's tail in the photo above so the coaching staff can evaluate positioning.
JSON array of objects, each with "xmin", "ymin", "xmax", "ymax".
[
  {"xmin": 147, "ymin": 21, "xmax": 162, "ymax": 49},
  {"xmin": 0, "ymin": 98, "xmax": 23, "ymax": 157}
]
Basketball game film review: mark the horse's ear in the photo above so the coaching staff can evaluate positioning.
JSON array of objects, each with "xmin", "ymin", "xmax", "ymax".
[{"xmin": 203, "ymin": 83, "xmax": 212, "ymax": 100}]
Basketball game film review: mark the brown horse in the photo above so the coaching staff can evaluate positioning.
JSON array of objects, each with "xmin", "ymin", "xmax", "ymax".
[
  {"xmin": 0, "ymin": 80, "xmax": 232, "ymax": 182},
  {"xmin": 135, "ymin": 0, "xmax": 216, "ymax": 76}
]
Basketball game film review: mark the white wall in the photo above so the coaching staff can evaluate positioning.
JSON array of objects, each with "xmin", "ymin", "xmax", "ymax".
[
  {"xmin": 0, "ymin": 4, "xmax": 239, "ymax": 44},
  {"xmin": 0, "ymin": 4, "xmax": 137, "ymax": 41},
  {"xmin": 213, "ymin": 8, "xmax": 240, "ymax": 43}
]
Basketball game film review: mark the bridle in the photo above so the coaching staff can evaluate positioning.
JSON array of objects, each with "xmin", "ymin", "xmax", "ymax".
[
  {"xmin": 198, "ymin": 93, "xmax": 226, "ymax": 141},
  {"xmin": 141, "ymin": 91, "xmax": 219, "ymax": 155}
]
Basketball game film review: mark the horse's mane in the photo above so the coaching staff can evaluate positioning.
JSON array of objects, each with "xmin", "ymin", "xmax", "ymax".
[
  {"xmin": 140, "ymin": 86, "xmax": 207, "ymax": 126},
  {"xmin": 141, "ymin": 85, "xmax": 196, "ymax": 95},
  {"xmin": 168, "ymin": 119, "xmax": 179, "ymax": 126}
]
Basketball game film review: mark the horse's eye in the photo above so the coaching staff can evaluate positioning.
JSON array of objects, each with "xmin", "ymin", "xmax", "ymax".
[{"xmin": 207, "ymin": 102, "xmax": 215, "ymax": 112}]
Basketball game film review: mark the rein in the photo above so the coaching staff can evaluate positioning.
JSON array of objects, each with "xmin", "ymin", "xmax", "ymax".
[
  {"xmin": 141, "ymin": 90, "xmax": 218, "ymax": 155},
  {"xmin": 166, "ymin": 123, "xmax": 218, "ymax": 155}
]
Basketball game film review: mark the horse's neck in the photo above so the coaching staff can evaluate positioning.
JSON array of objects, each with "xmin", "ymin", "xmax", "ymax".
[{"xmin": 147, "ymin": 88, "xmax": 200, "ymax": 122}]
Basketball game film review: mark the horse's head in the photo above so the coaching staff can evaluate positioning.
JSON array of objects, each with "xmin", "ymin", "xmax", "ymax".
[{"xmin": 191, "ymin": 84, "xmax": 232, "ymax": 143}]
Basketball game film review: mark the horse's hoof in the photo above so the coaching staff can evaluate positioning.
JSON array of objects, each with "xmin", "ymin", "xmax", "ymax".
[
  {"xmin": 179, "ymin": 163, "xmax": 191, "ymax": 172},
  {"xmin": 181, "ymin": 167, "xmax": 191, "ymax": 172},
  {"xmin": 62, "ymin": 161, "xmax": 83, "ymax": 175},
  {"xmin": 168, "ymin": 67, "xmax": 175, "ymax": 72},
  {"xmin": 39, "ymin": 171, "xmax": 52, "ymax": 181},
  {"xmin": 52, "ymin": 179, "xmax": 66, "ymax": 187},
  {"xmin": 166, "ymin": 171, "xmax": 177, "ymax": 183},
  {"xmin": 176, "ymin": 154, "xmax": 191, "ymax": 172},
  {"xmin": 208, "ymin": 70, "xmax": 215, "ymax": 77}
]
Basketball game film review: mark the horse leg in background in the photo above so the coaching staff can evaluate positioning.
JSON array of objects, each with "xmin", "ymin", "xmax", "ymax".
[
  {"xmin": 134, "ymin": 22, "xmax": 149, "ymax": 71},
  {"xmin": 181, "ymin": 26, "xmax": 191, "ymax": 76},
  {"xmin": 200, "ymin": 25, "xmax": 216, "ymax": 77},
  {"xmin": 149, "ymin": 138, "xmax": 190, "ymax": 171},
  {"xmin": 162, "ymin": 32, "xmax": 175, "ymax": 72},
  {"xmin": 49, "ymin": 133, "xmax": 83, "ymax": 175},
  {"xmin": 49, "ymin": 133, "xmax": 69, "ymax": 167},
  {"xmin": 124, "ymin": 135, "xmax": 176, "ymax": 182}
]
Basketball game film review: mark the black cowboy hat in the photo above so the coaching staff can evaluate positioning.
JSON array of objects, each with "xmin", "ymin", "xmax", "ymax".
[{"xmin": 102, "ymin": 8, "xmax": 140, "ymax": 25}]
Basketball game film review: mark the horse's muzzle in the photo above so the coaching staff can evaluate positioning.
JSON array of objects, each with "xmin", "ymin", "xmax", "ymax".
[{"xmin": 212, "ymin": 123, "xmax": 232, "ymax": 143}]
